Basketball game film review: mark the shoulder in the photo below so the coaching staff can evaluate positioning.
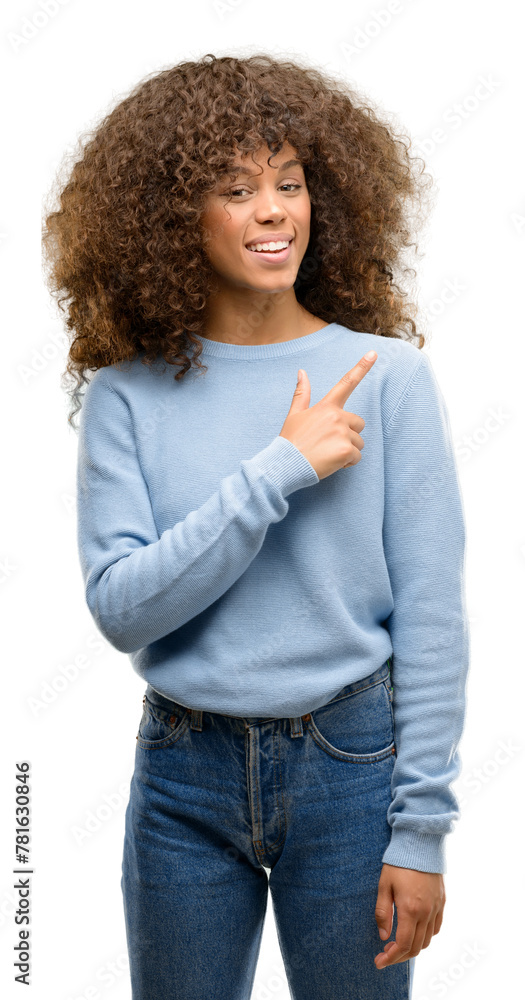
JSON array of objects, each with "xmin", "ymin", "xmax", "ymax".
[
  {"xmin": 83, "ymin": 354, "xmax": 157, "ymax": 404},
  {"xmin": 331, "ymin": 322, "xmax": 427, "ymax": 380},
  {"xmin": 330, "ymin": 323, "xmax": 433, "ymax": 423}
]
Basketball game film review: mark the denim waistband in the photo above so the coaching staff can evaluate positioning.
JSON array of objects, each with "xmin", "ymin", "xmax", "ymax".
[{"xmin": 145, "ymin": 658, "xmax": 392, "ymax": 736}]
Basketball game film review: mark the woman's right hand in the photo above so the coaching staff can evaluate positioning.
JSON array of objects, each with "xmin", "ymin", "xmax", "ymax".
[{"xmin": 279, "ymin": 351, "xmax": 378, "ymax": 481}]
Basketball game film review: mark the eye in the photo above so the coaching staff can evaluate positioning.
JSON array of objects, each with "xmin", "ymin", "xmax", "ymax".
[{"xmin": 222, "ymin": 183, "xmax": 303, "ymax": 198}]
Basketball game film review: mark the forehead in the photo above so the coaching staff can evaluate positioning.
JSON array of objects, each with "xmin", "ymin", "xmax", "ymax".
[{"xmin": 225, "ymin": 143, "xmax": 303, "ymax": 175}]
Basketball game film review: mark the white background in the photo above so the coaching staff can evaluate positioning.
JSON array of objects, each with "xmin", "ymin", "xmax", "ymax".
[{"xmin": 1, "ymin": 0, "xmax": 524, "ymax": 997}]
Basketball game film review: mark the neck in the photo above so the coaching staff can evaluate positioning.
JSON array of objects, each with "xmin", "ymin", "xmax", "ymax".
[{"xmin": 199, "ymin": 288, "xmax": 328, "ymax": 345}]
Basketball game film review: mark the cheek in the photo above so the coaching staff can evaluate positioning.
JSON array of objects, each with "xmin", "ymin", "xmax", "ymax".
[
  {"xmin": 208, "ymin": 230, "xmax": 240, "ymax": 265},
  {"xmin": 202, "ymin": 205, "xmax": 243, "ymax": 250},
  {"xmin": 202, "ymin": 230, "xmax": 245, "ymax": 275},
  {"xmin": 201, "ymin": 210, "xmax": 224, "ymax": 244},
  {"xmin": 293, "ymin": 195, "xmax": 311, "ymax": 233}
]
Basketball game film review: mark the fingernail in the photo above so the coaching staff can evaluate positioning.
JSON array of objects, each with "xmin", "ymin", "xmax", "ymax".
[
  {"xmin": 365, "ymin": 350, "xmax": 376, "ymax": 360},
  {"xmin": 379, "ymin": 928, "xmax": 388, "ymax": 939}
]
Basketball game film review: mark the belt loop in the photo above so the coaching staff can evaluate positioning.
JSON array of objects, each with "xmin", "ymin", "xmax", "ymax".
[
  {"xmin": 190, "ymin": 708, "xmax": 203, "ymax": 731},
  {"xmin": 289, "ymin": 716, "xmax": 304, "ymax": 738}
]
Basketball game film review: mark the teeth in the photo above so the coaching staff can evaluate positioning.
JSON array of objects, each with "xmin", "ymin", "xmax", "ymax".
[{"xmin": 247, "ymin": 240, "xmax": 290, "ymax": 252}]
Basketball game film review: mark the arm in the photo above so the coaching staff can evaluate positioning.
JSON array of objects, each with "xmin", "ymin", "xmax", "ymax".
[
  {"xmin": 76, "ymin": 370, "xmax": 319, "ymax": 653},
  {"xmin": 380, "ymin": 352, "xmax": 470, "ymax": 875}
]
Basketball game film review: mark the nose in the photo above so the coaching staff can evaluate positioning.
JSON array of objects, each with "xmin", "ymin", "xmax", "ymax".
[{"xmin": 252, "ymin": 190, "xmax": 287, "ymax": 221}]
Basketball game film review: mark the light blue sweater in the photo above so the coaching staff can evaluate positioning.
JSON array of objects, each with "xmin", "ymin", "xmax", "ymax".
[{"xmin": 76, "ymin": 322, "xmax": 470, "ymax": 873}]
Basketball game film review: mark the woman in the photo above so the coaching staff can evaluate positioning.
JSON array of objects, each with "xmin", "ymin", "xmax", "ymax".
[{"xmin": 42, "ymin": 52, "xmax": 469, "ymax": 1000}]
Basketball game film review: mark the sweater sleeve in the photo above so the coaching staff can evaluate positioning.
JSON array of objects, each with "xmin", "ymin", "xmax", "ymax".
[
  {"xmin": 76, "ymin": 370, "xmax": 319, "ymax": 654},
  {"xmin": 381, "ymin": 353, "xmax": 470, "ymax": 874}
]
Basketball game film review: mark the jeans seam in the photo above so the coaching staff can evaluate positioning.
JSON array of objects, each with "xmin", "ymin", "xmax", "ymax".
[
  {"xmin": 136, "ymin": 711, "xmax": 189, "ymax": 748},
  {"xmin": 324, "ymin": 670, "xmax": 390, "ymax": 710},
  {"xmin": 261, "ymin": 727, "xmax": 287, "ymax": 855},
  {"xmin": 307, "ymin": 679, "xmax": 396, "ymax": 762}
]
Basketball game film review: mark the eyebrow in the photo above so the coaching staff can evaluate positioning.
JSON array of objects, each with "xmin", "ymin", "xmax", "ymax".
[{"xmin": 226, "ymin": 158, "xmax": 303, "ymax": 177}]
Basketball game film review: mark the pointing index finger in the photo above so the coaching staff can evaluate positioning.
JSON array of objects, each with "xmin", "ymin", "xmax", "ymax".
[{"xmin": 323, "ymin": 350, "xmax": 377, "ymax": 407}]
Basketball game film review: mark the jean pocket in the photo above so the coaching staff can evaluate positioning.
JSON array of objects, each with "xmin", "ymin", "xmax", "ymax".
[
  {"xmin": 136, "ymin": 694, "xmax": 190, "ymax": 749},
  {"xmin": 306, "ymin": 678, "xmax": 396, "ymax": 762}
]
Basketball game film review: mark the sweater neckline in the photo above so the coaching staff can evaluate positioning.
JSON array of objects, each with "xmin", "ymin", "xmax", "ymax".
[{"xmin": 190, "ymin": 322, "xmax": 341, "ymax": 359}]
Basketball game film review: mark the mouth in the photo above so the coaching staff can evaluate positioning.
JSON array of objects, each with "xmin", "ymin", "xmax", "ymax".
[{"xmin": 244, "ymin": 238, "xmax": 294, "ymax": 263}]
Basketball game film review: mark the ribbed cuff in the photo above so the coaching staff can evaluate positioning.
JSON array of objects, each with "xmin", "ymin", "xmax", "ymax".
[
  {"xmin": 249, "ymin": 435, "xmax": 319, "ymax": 497},
  {"xmin": 381, "ymin": 828, "xmax": 447, "ymax": 874}
]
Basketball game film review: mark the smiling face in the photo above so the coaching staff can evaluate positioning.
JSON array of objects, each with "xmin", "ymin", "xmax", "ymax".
[{"xmin": 200, "ymin": 140, "xmax": 311, "ymax": 295}]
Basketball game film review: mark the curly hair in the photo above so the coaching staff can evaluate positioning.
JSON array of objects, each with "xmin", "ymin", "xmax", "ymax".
[{"xmin": 41, "ymin": 51, "xmax": 435, "ymax": 430}]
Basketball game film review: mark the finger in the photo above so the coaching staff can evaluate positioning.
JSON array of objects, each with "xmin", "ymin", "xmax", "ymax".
[
  {"xmin": 321, "ymin": 351, "xmax": 377, "ymax": 409},
  {"xmin": 376, "ymin": 915, "xmax": 430, "ymax": 968},
  {"xmin": 434, "ymin": 907, "xmax": 444, "ymax": 935},
  {"xmin": 382, "ymin": 940, "xmax": 397, "ymax": 955},
  {"xmin": 406, "ymin": 917, "xmax": 430, "ymax": 959},
  {"xmin": 349, "ymin": 430, "xmax": 364, "ymax": 452},
  {"xmin": 287, "ymin": 368, "xmax": 311, "ymax": 414},
  {"xmin": 347, "ymin": 412, "xmax": 366, "ymax": 433},
  {"xmin": 375, "ymin": 911, "xmax": 416, "ymax": 968},
  {"xmin": 374, "ymin": 882, "xmax": 393, "ymax": 945},
  {"xmin": 341, "ymin": 430, "xmax": 365, "ymax": 468},
  {"xmin": 374, "ymin": 940, "xmax": 397, "ymax": 966},
  {"xmin": 422, "ymin": 916, "xmax": 437, "ymax": 950},
  {"xmin": 375, "ymin": 938, "xmax": 413, "ymax": 969}
]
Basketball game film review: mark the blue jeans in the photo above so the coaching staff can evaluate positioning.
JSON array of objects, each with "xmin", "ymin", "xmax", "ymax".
[{"xmin": 121, "ymin": 659, "xmax": 415, "ymax": 999}]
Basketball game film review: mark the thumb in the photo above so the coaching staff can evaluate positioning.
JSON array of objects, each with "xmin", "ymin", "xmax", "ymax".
[
  {"xmin": 288, "ymin": 369, "xmax": 311, "ymax": 413},
  {"xmin": 375, "ymin": 874, "xmax": 394, "ymax": 941}
]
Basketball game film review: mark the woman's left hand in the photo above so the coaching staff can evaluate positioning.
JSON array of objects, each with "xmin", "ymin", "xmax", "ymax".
[{"xmin": 374, "ymin": 863, "xmax": 446, "ymax": 968}]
